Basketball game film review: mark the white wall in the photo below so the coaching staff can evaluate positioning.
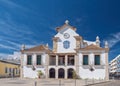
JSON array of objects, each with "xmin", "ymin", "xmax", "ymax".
[
  {"xmin": 23, "ymin": 66, "xmax": 45, "ymax": 78},
  {"xmin": 79, "ymin": 67, "xmax": 105, "ymax": 79},
  {"xmin": 55, "ymin": 28, "xmax": 79, "ymax": 53},
  {"xmin": 78, "ymin": 51, "xmax": 106, "ymax": 79},
  {"xmin": 23, "ymin": 53, "xmax": 46, "ymax": 78}
]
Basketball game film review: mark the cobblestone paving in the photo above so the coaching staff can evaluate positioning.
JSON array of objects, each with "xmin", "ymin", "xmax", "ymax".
[
  {"xmin": 90, "ymin": 80, "xmax": 120, "ymax": 86},
  {"xmin": 0, "ymin": 78, "xmax": 108, "ymax": 86}
]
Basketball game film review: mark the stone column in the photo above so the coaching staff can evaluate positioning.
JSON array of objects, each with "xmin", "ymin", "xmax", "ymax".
[
  {"xmin": 75, "ymin": 54, "xmax": 79, "ymax": 77},
  {"xmin": 56, "ymin": 55, "xmax": 58, "ymax": 66},
  {"xmin": 56, "ymin": 68, "xmax": 58, "ymax": 79},
  {"xmin": 65, "ymin": 55, "xmax": 68, "ymax": 66},
  {"xmin": 55, "ymin": 55, "xmax": 58, "ymax": 79},
  {"xmin": 65, "ymin": 68, "xmax": 67, "ymax": 79}
]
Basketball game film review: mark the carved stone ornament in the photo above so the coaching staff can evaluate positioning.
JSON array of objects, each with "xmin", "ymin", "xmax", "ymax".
[
  {"xmin": 89, "ymin": 65, "xmax": 95, "ymax": 72},
  {"xmin": 32, "ymin": 65, "xmax": 36, "ymax": 71}
]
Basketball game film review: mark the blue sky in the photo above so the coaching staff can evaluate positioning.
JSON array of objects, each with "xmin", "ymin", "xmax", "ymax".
[{"xmin": 0, "ymin": 0, "xmax": 120, "ymax": 61}]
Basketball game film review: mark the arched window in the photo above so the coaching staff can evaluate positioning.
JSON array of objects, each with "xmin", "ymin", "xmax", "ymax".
[
  {"xmin": 63, "ymin": 41, "xmax": 70, "ymax": 49},
  {"xmin": 67, "ymin": 68, "xmax": 74, "ymax": 78},
  {"xmin": 49, "ymin": 68, "xmax": 55, "ymax": 78},
  {"xmin": 58, "ymin": 68, "xmax": 65, "ymax": 78}
]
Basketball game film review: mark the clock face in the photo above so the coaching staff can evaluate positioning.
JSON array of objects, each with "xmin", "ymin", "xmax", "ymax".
[{"xmin": 64, "ymin": 33, "xmax": 70, "ymax": 39}]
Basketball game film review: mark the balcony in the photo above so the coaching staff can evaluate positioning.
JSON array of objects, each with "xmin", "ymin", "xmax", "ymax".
[
  {"xmin": 58, "ymin": 55, "xmax": 65, "ymax": 65},
  {"xmin": 49, "ymin": 55, "xmax": 75, "ymax": 66},
  {"xmin": 49, "ymin": 55, "xmax": 56, "ymax": 65},
  {"xmin": 67, "ymin": 55, "xmax": 74, "ymax": 66}
]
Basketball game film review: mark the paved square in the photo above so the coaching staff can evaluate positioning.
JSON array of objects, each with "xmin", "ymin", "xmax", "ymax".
[{"xmin": 0, "ymin": 78, "xmax": 107, "ymax": 86}]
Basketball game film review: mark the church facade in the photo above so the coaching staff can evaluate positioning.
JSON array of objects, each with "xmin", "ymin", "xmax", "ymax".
[{"xmin": 21, "ymin": 20, "xmax": 109, "ymax": 80}]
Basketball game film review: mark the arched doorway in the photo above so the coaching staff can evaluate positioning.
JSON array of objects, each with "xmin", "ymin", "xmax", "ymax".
[
  {"xmin": 49, "ymin": 68, "xmax": 55, "ymax": 78},
  {"xmin": 68, "ymin": 68, "xmax": 74, "ymax": 78},
  {"xmin": 58, "ymin": 68, "xmax": 64, "ymax": 78}
]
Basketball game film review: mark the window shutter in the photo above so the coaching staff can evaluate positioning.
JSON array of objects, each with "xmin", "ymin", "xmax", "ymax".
[
  {"xmin": 27, "ymin": 55, "xmax": 32, "ymax": 65},
  {"xmin": 37, "ymin": 55, "xmax": 41, "ymax": 65},
  {"xmin": 95, "ymin": 55, "xmax": 100, "ymax": 65},
  {"xmin": 83, "ymin": 55, "xmax": 88, "ymax": 65}
]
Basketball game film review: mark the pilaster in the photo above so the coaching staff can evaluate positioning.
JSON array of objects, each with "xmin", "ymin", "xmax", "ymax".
[
  {"xmin": 89, "ymin": 53, "xmax": 94, "ymax": 65},
  {"xmin": 33, "ymin": 54, "xmax": 36, "ymax": 65},
  {"xmin": 56, "ymin": 68, "xmax": 58, "ymax": 79},
  {"xmin": 75, "ymin": 54, "xmax": 79, "ymax": 76},
  {"xmin": 105, "ymin": 52, "xmax": 109, "ymax": 80},
  {"xmin": 65, "ymin": 55, "xmax": 68, "ymax": 66},
  {"xmin": 56, "ymin": 55, "xmax": 58, "ymax": 66},
  {"xmin": 65, "ymin": 68, "xmax": 67, "ymax": 79}
]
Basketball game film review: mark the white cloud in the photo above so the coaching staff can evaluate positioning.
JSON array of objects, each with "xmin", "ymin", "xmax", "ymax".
[
  {"xmin": 0, "ymin": 53, "xmax": 9, "ymax": 59},
  {"xmin": 110, "ymin": 48, "xmax": 120, "ymax": 53},
  {"xmin": 0, "ymin": 44, "xmax": 18, "ymax": 50},
  {"xmin": 0, "ymin": 0, "xmax": 42, "ymax": 18},
  {"xmin": 0, "ymin": 12, "xmax": 39, "ymax": 43},
  {"xmin": 5, "ymin": 40, "xmax": 21, "ymax": 48},
  {"xmin": 103, "ymin": 32, "xmax": 120, "ymax": 48},
  {"xmin": 0, "ymin": 0, "xmax": 29, "ymax": 11},
  {"xmin": 84, "ymin": 40, "xmax": 96, "ymax": 45}
]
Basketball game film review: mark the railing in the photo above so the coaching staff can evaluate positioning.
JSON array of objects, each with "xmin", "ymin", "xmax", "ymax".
[{"xmin": 49, "ymin": 61, "xmax": 56, "ymax": 65}]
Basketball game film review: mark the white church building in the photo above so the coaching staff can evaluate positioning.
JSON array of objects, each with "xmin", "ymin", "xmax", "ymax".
[{"xmin": 21, "ymin": 20, "xmax": 109, "ymax": 80}]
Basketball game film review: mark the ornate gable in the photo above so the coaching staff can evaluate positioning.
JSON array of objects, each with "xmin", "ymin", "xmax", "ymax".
[{"xmin": 56, "ymin": 20, "xmax": 76, "ymax": 32}]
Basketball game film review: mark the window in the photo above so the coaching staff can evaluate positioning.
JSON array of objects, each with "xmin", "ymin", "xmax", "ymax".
[
  {"xmin": 63, "ymin": 41, "xmax": 70, "ymax": 49},
  {"xmin": 49, "ymin": 55, "xmax": 56, "ymax": 65},
  {"xmin": 16, "ymin": 69, "xmax": 17, "ymax": 74},
  {"xmin": 94, "ymin": 55, "xmax": 100, "ymax": 65},
  {"xmin": 27, "ymin": 55, "xmax": 32, "ymax": 65},
  {"xmin": 9, "ymin": 68, "xmax": 11, "ymax": 73},
  {"xmin": 37, "ymin": 55, "xmax": 41, "ymax": 65},
  {"xmin": 58, "ymin": 55, "xmax": 65, "ymax": 65},
  {"xmin": 68, "ymin": 55, "xmax": 74, "ymax": 65},
  {"xmin": 83, "ymin": 55, "xmax": 88, "ymax": 65},
  {"xmin": 5, "ymin": 67, "xmax": 7, "ymax": 73}
]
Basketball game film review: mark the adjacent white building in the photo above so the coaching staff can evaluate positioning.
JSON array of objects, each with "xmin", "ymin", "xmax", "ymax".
[
  {"xmin": 21, "ymin": 20, "xmax": 109, "ymax": 80},
  {"xmin": 109, "ymin": 54, "xmax": 120, "ymax": 76},
  {"xmin": 8, "ymin": 52, "xmax": 21, "ymax": 60}
]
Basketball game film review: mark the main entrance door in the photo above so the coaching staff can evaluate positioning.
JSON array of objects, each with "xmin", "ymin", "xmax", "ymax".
[
  {"xmin": 49, "ymin": 68, "xmax": 55, "ymax": 78},
  {"xmin": 68, "ymin": 68, "xmax": 74, "ymax": 78},
  {"xmin": 58, "ymin": 68, "xmax": 64, "ymax": 78}
]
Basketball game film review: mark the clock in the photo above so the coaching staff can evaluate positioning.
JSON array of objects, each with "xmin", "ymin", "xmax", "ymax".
[{"xmin": 64, "ymin": 33, "xmax": 70, "ymax": 39}]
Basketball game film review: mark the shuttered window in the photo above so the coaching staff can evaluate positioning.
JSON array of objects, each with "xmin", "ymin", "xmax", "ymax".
[
  {"xmin": 94, "ymin": 55, "xmax": 100, "ymax": 65},
  {"xmin": 5, "ymin": 67, "xmax": 7, "ymax": 73},
  {"xmin": 27, "ymin": 55, "xmax": 32, "ymax": 65},
  {"xmin": 37, "ymin": 55, "xmax": 41, "ymax": 65},
  {"xmin": 83, "ymin": 55, "xmax": 88, "ymax": 65}
]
